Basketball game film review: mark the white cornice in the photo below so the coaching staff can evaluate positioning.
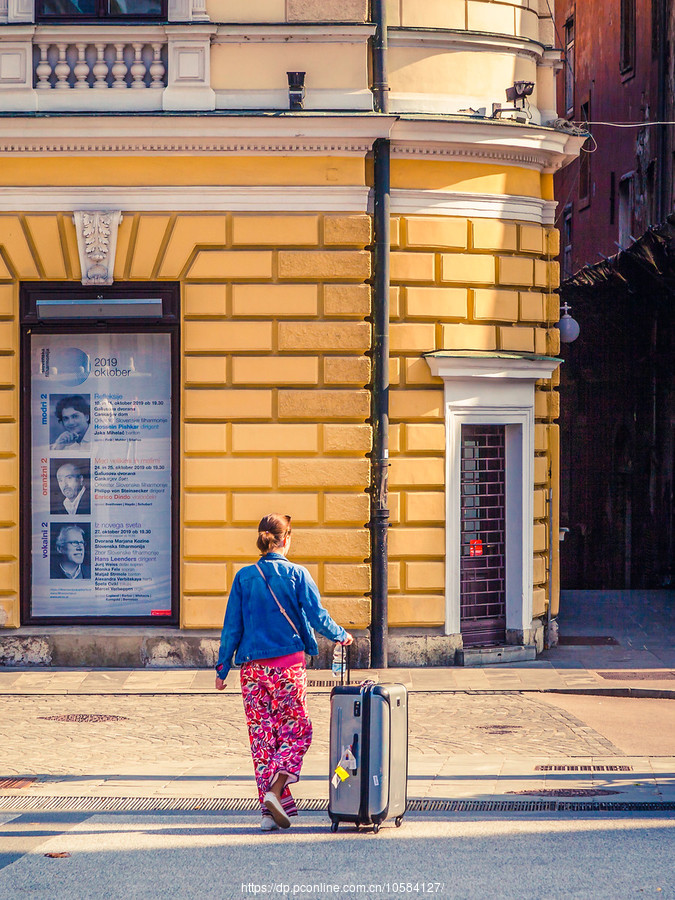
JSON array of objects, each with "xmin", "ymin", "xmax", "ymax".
[
  {"xmin": 388, "ymin": 27, "xmax": 546, "ymax": 60},
  {"xmin": 0, "ymin": 114, "xmax": 583, "ymax": 172},
  {"xmin": 425, "ymin": 352, "xmax": 561, "ymax": 381},
  {"xmin": 391, "ymin": 190, "xmax": 557, "ymax": 225},
  {"xmin": 0, "ymin": 114, "xmax": 395, "ymax": 154},
  {"xmin": 0, "ymin": 184, "xmax": 371, "ymax": 212},
  {"xmin": 389, "ymin": 119, "xmax": 586, "ymax": 174},
  {"xmin": 0, "ymin": 184, "xmax": 556, "ymax": 224},
  {"xmin": 213, "ymin": 24, "xmax": 375, "ymax": 42}
]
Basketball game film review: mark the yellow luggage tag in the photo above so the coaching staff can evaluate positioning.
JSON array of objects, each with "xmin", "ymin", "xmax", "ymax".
[{"xmin": 332, "ymin": 746, "xmax": 356, "ymax": 787}]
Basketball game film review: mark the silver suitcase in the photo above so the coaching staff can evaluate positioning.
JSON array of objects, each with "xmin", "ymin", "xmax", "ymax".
[{"xmin": 328, "ymin": 681, "xmax": 408, "ymax": 833}]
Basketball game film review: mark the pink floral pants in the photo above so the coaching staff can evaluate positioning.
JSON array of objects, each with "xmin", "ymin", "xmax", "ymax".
[{"xmin": 240, "ymin": 661, "xmax": 313, "ymax": 818}]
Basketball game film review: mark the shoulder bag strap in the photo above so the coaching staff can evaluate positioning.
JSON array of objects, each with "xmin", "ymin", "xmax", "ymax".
[{"xmin": 255, "ymin": 562, "xmax": 300, "ymax": 637}]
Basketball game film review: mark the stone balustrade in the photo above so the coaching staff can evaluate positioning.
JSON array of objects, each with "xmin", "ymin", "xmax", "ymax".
[
  {"xmin": 0, "ymin": 24, "xmax": 215, "ymax": 111},
  {"xmin": 33, "ymin": 37, "xmax": 167, "ymax": 91}
]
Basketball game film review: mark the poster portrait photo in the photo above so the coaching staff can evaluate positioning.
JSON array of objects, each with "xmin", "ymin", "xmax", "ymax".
[
  {"xmin": 49, "ymin": 394, "xmax": 91, "ymax": 453},
  {"xmin": 50, "ymin": 522, "xmax": 91, "ymax": 580},
  {"xmin": 50, "ymin": 459, "xmax": 91, "ymax": 516}
]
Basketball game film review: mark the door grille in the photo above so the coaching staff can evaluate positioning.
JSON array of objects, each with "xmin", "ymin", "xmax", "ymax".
[{"xmin": 460, "ymin": 424, "xmax": 506, "ymax": 647}]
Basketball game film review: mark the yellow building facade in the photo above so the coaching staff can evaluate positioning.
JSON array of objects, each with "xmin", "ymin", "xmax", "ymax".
[{"xmin": 0, "ymin": 0, "xmax": 581, "ymax": 665}]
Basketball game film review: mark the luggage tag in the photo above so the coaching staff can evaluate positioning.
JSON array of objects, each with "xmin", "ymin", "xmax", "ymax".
[{"xmin": 332, "ymin": 746, "xmax": 357, "ymax": 788}]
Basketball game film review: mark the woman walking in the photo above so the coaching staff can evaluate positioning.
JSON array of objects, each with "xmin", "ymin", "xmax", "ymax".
[{"xmin": 215, "ymin": 514, "xmax": 353, "ymax": 831}]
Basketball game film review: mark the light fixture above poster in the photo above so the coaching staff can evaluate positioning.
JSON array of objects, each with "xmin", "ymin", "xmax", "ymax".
[{"xmin": 36, "ymin": 298, "xmax": 163, "ymax": 320}]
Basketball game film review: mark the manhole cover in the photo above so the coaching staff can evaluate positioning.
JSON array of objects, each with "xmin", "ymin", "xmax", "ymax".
[
  {"xmin": 0, "ymin": 778, "xmax": 36, "ymax": 790},
  {"xmin": 558, "ymin": 636, "xmax": 619, "ymax": 645},
  {"xmin": 598, "ymin": 671, "xmax": 675, "ymax": 681},
  {"xmin": 38, "ymin": 715, "xmax": 129, "ymax": 723},
  {"xmin": 508, "ymin": 789, "xmax": 622, "ymax": 797}
]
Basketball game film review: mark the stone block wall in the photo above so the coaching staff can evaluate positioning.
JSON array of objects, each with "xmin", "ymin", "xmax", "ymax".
[
  {"xmin": 178, "ymin": 211, "xmax": 373, "ymax": 629},
  {"xmin": 0, "ymin": 177, "xmax": 561, "ymax": 634},
  {"xmin": 386, "ymin": 210, "xmax": 561, "ymax": 627}
]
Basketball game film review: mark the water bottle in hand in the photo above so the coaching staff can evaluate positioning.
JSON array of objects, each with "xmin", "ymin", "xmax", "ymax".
[{"xmin": 332, "ymin": 643, "xmax": 345, "ymax": 679}]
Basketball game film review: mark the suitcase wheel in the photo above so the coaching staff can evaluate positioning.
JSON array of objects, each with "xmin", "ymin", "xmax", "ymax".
[
  {"xmin": 395, "ymin": 816, "xmax": 403, "ymax": 828},
  {"xmin": 372, "ymin": 823, "xmax": 380, "ymax": 834},
  {"xmin": 330, "ymin": 821, "xmax": 339, "ymax": 833}
]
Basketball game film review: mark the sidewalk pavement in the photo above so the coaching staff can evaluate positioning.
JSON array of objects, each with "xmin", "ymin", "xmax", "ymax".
[
  {"xmin": 0, "ymin": 590, "xmax": 673, "ymax": 811},
  {"xmin": 0, "ymin": 670, "xmax": 673, "ymax": 810}
]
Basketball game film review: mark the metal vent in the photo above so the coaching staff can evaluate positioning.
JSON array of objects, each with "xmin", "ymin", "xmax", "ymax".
[
  {"xmin": 535, "ymin": 765, "xmax": 634, "ymax": 772},
  {"xmin": 38, "ymin": 715, "xmax": 129, "ymax": 723},
  {"xmin": 0, "ymin": 778, "xmax": 36, "ymax": 790},
  {"xmin": 508, "ymin": 789, "xmax": 621, "ymax": 797},
  {"xmin": 0, "ymin": 796, "xmax": 672, "ymax": 814},
  {"xmin": 598, "ymin": 671, "xmax": 675, "ymax": 681}
]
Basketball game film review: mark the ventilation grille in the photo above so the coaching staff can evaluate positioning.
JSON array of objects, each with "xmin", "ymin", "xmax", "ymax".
[{"xmin": 0, "ymin": 796, "xmax": 672, "ymax": 814}]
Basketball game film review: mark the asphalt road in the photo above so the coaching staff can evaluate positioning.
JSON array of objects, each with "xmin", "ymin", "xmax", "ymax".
[{"xmin": 0, "ymin": 810, "xmax": 673, "ymax": 900}]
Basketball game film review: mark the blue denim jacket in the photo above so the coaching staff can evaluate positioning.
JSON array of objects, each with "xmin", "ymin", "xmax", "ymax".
[{"xmin": 215, "ymin": 553, "xmax": 348, "ymax": 681}]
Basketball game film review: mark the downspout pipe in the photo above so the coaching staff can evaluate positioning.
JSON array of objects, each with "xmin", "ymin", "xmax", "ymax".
[
  {"xmin": 370, "ymin": 136, "xmax": 391, "ymax": 669},
  {"xmin": 371, "ymin": 0, "xmax": 389, "ymax": 113}
]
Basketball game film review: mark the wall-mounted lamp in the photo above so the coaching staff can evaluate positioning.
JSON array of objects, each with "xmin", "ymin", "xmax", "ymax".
[
  {"xmin": 505, "ymin": 80, "xmax": 535, "ymax": 109},
  {"xmin": 287, "ymin": 72, "xmax": 306, "ymax": 111},
  {"xmin": 556, "ymin": 302, "xmax": 580, "ymax": 343}
]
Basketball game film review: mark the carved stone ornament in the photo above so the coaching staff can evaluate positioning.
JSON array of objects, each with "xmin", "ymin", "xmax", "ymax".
[{"xmin": 73, "ymin": 210, "xmax": 123, "ymax": 286}]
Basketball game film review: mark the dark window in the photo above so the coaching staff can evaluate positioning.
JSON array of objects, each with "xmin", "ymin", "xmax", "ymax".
[
  {"xmin": 579, "ymin": 100, "xmax": 591, "ymax": 205},
  {"xmin": 652, "ymin": 0, "xmax": 660, "ymax": 58},
  {"xmin": 562, "ymin": 206, "xmax": 573, "ymax": 281},
  {"xmin": 564, "ymin": 17, "xmax": 575, "ymax": 116},
  {"xmin": 645, "ymin": 160, "xmax": 657, "ymax": 228},
  {"xmin": 610, "ymin": 172, "xmax": 616, "ymax": 225},
  {"xmin": 618, "ymin": 174, "xmax": 634, "ymax": 248},
  {"xmin": 37, "ymin": 0, "xmax": 165, "ymax": 20},
  {"xmin": 620, "ymin": 0, "xmax": 636, "ymax": 73}
]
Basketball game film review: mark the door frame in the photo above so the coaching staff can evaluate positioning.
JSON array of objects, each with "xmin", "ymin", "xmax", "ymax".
[{"xmin": 425, "ymin": 352, "xmax": 560, "ymax": 639}]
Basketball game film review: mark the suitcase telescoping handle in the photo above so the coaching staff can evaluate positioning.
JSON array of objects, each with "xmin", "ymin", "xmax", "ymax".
[
  {"xmin": 340, "ymin": 641, "xmax": 351, "ymax": 687},
  {"xmin": 350, "ymin": 732, "xmax": 358, "ymax": 774}
]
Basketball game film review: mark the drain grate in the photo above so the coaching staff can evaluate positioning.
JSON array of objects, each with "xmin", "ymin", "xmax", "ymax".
[
  {"xmin": 0, "ymin": 778, "xmax": 36, "ymax": 790},
  {"xmin": 598, "ymin": 671, "xmax": 675, "ymax": 681},
  {"xmin": 535, "ymin": 765, "xmax": 634, "ymax": 772},
  {"xmin": 38, "ymin": 715, "xmax": 129, "ymax": 723},
  {"xmin": 558, "ymin": 636, "xmax": 619, "ymax": 646},
  {"xmin": 508, "ymin": 789, "xmax": 621, "ymax": 797},
  {"xmin": 0, "ymin": 795, "xmax": 672, "ymax": 814}
]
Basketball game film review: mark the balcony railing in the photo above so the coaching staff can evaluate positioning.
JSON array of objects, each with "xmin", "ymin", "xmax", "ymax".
[
  {"xmin": 34, "ymin": 37, "xmax": 167, "ymax": 91},
  {"xmin": 0, "ymin": 21, "xmax": 217, "ymax": 110}
]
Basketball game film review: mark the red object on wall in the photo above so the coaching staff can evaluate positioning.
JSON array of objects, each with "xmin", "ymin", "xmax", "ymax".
[{"xmin": 469, "ymin": 539, "xmax": 483, "ymax": 557}]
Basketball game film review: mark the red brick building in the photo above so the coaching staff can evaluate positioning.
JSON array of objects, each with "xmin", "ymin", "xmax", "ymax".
[{"xmin": 554, "ymin": 0, "xmax": 675, "ymax": 590}]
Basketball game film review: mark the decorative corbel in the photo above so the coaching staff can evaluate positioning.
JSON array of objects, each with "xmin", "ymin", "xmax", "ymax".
[{"xmin": 73, "ymin": 210, "xmax": 123, "ymax": 286}]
